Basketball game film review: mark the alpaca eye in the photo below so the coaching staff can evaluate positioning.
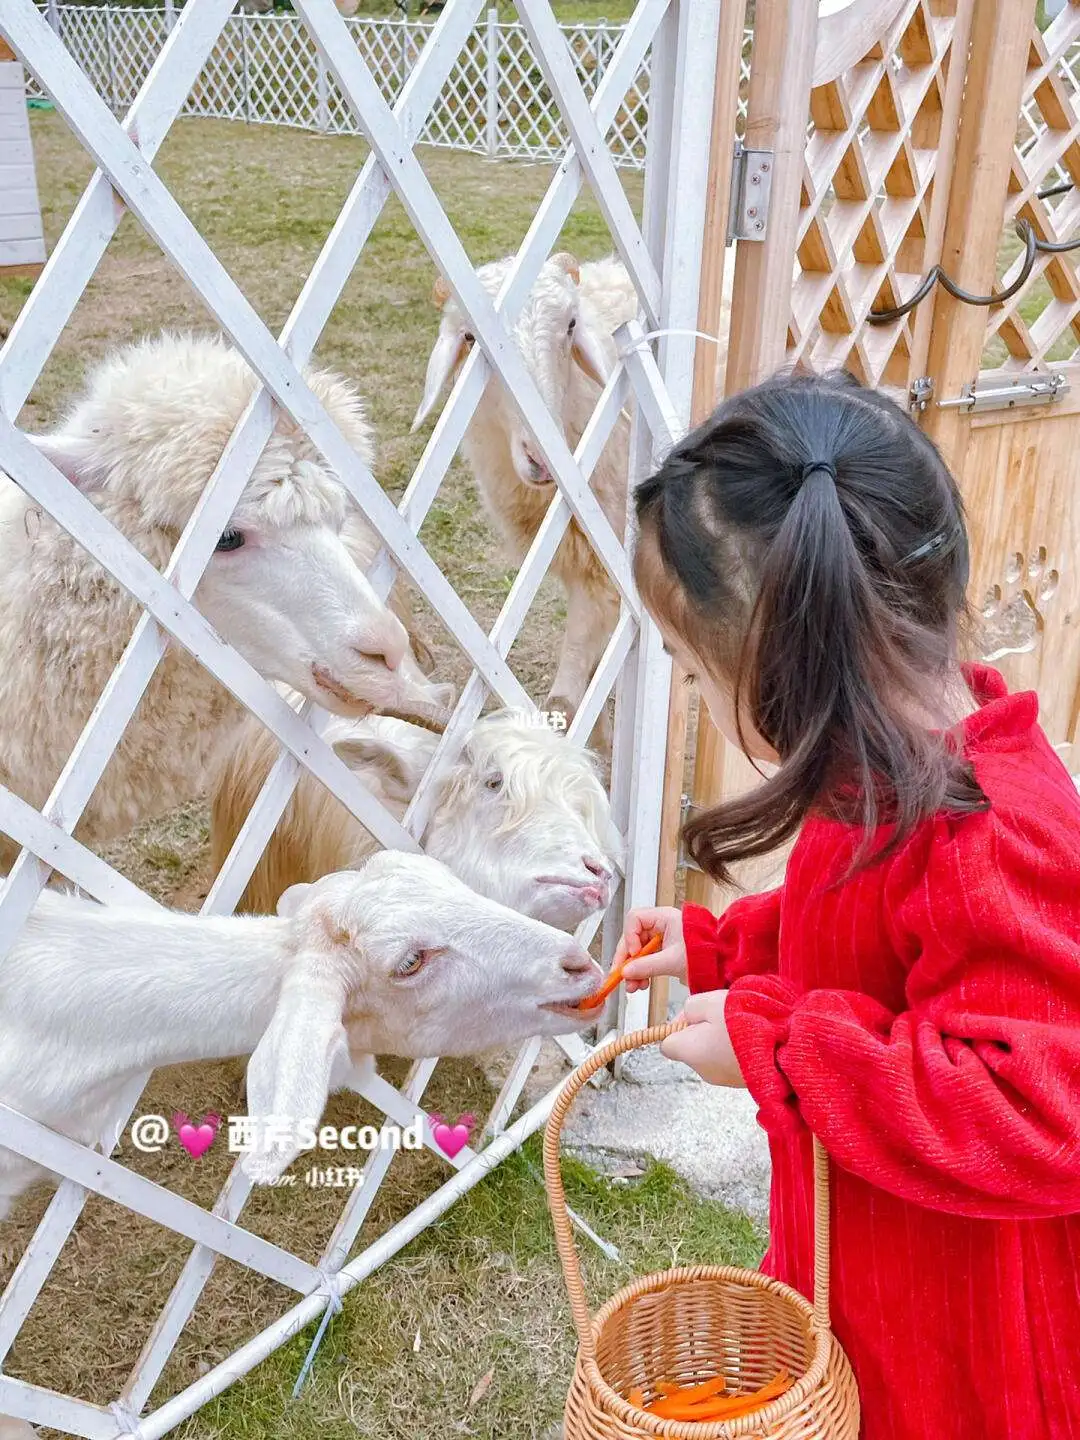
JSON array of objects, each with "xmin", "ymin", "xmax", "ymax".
[
  {"xmin": 216, "ymin": 528, "xmax": 245, "ymax": 552},
  {"xmin": 484, "ymin": 771, "xmax": 503, "ymax": 792}
]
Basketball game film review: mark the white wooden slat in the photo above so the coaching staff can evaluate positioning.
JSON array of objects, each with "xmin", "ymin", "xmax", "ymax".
[
  {"xmin": 566, "ymin": 610, "xmax": 637, "ymax": 747},
  {"xmin": 320, "ymin": 1057, "xmax": 437, "ymax": 1274},
  {"xmin": 0, "ymin": 238, "xmax": 45, "ymax": 266},
  {"xmin": 0, "ymin": 785, "xmax": 162, "ymax": 910},
  {"xmin": 2, "ymin": 0, "xmax": 531, "ymax": 711},
  {"xmin": 614, "ymin": 317, "xmax": 682, "ymax": 452},
  {"xmin": 350, "ymin": 1069, "xmax": 477, "ymax": 1169},
  {"xmin": 0, "ymin": 1376, "xmax": 117, "ymax": 1440},
  {"xmin": 514, "ymin": 0, "xmax": 662, "ymax": 329},
  {"xmin": 0, "ymin": 0, "xmax": 239, "ymax": 420},
  {"xmin": 294, "ymin": 0, "xmax": 639, "ymax": 615},
  {"xmin": 0, "ymin": 1102, "xmax": 320, "ymax": 1293}
]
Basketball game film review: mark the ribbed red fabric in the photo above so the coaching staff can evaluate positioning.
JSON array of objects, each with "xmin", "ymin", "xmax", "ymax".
[{"xmin": 682, "ymin": 665, "xmax": 1080, "ymax": 1440}]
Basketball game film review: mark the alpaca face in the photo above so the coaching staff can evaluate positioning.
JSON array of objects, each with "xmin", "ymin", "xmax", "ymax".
[
  {"xmin": 24, "ymin": 333, "xmax": 454, "ymax": 729},
  {"xmin": 411, "ymin": 255, "xmax": 611, "ymax": 491},
  {"xmin": 278, "ymin": 852, "xmax": 604, "ymax": 1060}
]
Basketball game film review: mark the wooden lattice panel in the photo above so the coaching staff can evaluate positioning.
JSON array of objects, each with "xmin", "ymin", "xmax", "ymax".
[
  {"xmin": 982, "ymin": 2, "xmax": 1080, "ymax": 373},
  {"xmin": 788, "ymin": 0, "xmax": 962, "ymax": 388}
]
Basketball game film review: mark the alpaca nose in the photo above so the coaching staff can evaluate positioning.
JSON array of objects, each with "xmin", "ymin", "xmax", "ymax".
[
  {"xmin": 582, "ymin": 856, "xmax": 612, "ymax": 882},
  {"xmin": 561, "ymin": 948, "xmax": 594, "ymax": 977}
]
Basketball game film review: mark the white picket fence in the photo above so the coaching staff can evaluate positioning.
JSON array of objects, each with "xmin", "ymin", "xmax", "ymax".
[{"xmin": 30, "ymin": 3, "xmax": 663, "ymax": 164}]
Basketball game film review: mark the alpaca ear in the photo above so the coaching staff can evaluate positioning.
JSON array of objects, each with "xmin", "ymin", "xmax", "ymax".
[
  {"xmin": 334, "ymin": 733, "xmax": 429, "ymax": 805},
  {"xmin": 571, "ymin": 322, "xmax": 610, "ymax": 389},
  {"xmin": 27, "ymin": 432, "xmax": 101, "ymax": 489},
  {"xmin": 241, "ymin": 964, "xmax": 349, "ymax": 1184},
  {"xmin": 412, "ymin": 330, "xmax": 470, "ymax": 432}
]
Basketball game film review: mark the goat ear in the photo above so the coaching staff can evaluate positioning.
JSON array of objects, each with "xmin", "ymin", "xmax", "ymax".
[
  {"xmin": 333, "ymin": 734, "xmax": 423, "ymax": 804},
  {"xmin": 412, "ymin": 330, "xmax": 468, "ymax": 432},
  {"xmin": 27, "ymin": 432, "xmax": 101, "ymax": 489},
  {"xmin": 241, "ymin": 965, "xmax": 348, "ymax": 1184},
  {"xmin": 550, "ymin": 251, "xmax": 581, "ymax": 285},
  {"xmin": 571, "ymin": 323, "xmax": 611, "ymax": 389},
  {"xmin": 432, "ymin": 275, "xmax": 452, "ymax": 308},
  {"xmin": 276, "ymin": 882, "xmax": 313, "ymax": 918}
]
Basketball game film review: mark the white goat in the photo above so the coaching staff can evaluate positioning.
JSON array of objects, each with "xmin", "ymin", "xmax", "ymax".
[
  {"xmin": 211, "ymin": 708, "xmax": 623, "ymax": 925},
  {"xmin": 412, "ymin": 253, "xmax": 635, "ymax": 732},
  {"xmin": 0, "ymin": 333, "xmax": 450, "ymax": 871},
  {"xmin": 0, "ymin": 850, "xmax": 601, "ymax": 1220}
]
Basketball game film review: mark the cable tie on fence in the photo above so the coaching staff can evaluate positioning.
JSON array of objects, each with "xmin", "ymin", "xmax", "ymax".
[
  {"xmin": 615, "ymin": 327, "xmax": 726, "ymax": 363},
  {"xmin": 108, "ymin": 1400, "xmax": 144, "ymax": 1436},
  {"xmin": 291, "ymin": 1270, "xmax": 347, "ymax": 1400}
]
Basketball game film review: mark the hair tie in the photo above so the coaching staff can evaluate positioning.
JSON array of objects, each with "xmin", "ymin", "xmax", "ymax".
[{"xmin": 800, "ymin": 460, "xmax": 837, "ymax": 485}]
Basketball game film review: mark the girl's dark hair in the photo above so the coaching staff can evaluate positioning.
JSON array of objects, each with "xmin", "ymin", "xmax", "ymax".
[{"xmin": 633, "ymin": 369, "xmax": 988, "ymax": 885}]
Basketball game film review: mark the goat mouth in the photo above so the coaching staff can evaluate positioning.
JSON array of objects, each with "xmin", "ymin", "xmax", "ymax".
[
  {"xmin": 311, "ymin": 664, "xmax": 376, "ymax": 714},
  {"xmin": 541, "ymin": 999, "xmax": 596, "ymax": 1022},
  {"xmin": 536, "ymin": 876, "xmax": 609, "ymax": 908}
]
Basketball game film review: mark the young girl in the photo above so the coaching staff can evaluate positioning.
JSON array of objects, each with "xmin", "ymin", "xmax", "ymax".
[{"xmin": 615, "ymin": 370, "xmax": 1080, "ymax": 1440}]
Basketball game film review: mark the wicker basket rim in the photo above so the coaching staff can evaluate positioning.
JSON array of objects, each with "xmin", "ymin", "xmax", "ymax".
[{"xmin": 581, "ymin": 1263, "xmax": 833, "ymax": 1437}]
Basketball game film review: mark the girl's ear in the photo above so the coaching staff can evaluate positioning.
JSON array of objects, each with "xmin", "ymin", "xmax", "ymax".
[
  {"xmin": 241, "ymin": 965, "xmax": 349, "ymax": 1184},
  {"xmin": 27, "ymin": 432, "xmax": 101, "ymax": 489},
  {"xmin": 412, "ymin": 329, "xmax": 470, "ymax": 432}
]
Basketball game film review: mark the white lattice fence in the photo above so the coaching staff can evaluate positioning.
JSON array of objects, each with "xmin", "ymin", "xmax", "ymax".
[
  {"xmin": 27, "ymin": 4, "xmax": 752, "ymax": 165},
  {"xmin": 0, "ymin": 0, "xmax": 727, "ymax": 1432}
]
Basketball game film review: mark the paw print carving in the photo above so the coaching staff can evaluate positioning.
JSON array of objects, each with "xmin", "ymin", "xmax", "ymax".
[{"xmin": 979, "ymin": 546, "xmax": 1059, "ymax": 662}]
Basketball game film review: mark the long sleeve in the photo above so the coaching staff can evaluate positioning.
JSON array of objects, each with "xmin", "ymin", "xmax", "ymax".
[
  {"xmin": 725, "ymin": 805, "xmax": 1080, "ymax": 1218},
  {"xmin": 682, "ymin": 887, "xmax": 782, "ymax": 994}
]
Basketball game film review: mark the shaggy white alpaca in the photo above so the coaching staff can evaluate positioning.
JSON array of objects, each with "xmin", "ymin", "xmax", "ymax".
[
  {"xmin": 211, "ymin": 708, "xmax": 623, "ymax": 925},
  {"xmin": 0, "ymin": 333, "xmax": 450, "ymax": 870},
  {"xmin": 412, "ymin": 253, "xmax": 636, "ymax": 730},
  {"xmin": 0, "ymin": 850, "xmax": 601, "ymax": 1219},
  {"xmin": 412, "ymin": 251, "xmax": 736, "ymax": 729}
]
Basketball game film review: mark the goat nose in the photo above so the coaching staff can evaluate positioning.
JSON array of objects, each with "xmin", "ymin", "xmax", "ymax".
[
  {"xmin": 582, "ymin": 856, "xmax": 611, "ymax": 881},
  {"xmin": 561, "ymin": 948, "xmax": 593, "ymax": 976}
]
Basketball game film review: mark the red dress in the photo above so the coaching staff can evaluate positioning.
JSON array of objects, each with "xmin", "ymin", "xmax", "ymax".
[{"xmin": 681, "ymin": 665, "xmax": 1080, "ymax": 1440}]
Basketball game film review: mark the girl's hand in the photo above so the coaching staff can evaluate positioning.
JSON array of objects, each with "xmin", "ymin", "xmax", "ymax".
[
  {"xmin": 615, "ymin": 906, "xmax": 686, "ymax": 992},
  {"xmin": 661, "ymin": 991, "xmax": 746, "ymax": 1088}
]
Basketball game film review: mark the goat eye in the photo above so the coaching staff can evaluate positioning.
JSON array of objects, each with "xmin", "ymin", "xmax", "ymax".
[
  {"xmin": 568, "ymin": 318, "xmax": 577, "ymax": 334},
  {"xmin": 216, "ymin": 528, "xmax": 245, "ymax": 552},
  {"xmin": 463, "ymin": 332, "xmax": 475, "ymax": 346},
  {"xmin": 484, "ymin": 771, "xmax": 503, "ymax": 792},
  {"xmin": 395, "ymin": 948, "xmax": 437, "ymax": 979}
]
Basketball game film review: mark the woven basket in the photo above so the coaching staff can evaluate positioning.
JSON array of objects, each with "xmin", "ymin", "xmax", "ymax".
[{"xmin": 544, "ymin": 1022, "xmax": 860, "ymax": 1440}]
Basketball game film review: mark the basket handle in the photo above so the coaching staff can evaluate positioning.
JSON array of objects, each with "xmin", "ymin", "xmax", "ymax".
[{"xmin": 544, "ymin": 1021, "xmax": 833, "ymax": 1358}]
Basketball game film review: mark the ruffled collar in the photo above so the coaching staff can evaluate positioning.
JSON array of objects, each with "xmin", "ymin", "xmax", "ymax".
[{"xmin": 956, "ymin": 663, "xmax": 1039, "ymax": 753}]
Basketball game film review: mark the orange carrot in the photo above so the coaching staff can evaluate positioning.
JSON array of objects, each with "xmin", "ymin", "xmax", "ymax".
[
  {"xmin": 627, "ymin": 1387, "xmax": 646, "ymax": 1408},
  {"xmin": 642, "ymin": 1370, "xmax": 791, "ymax": 1421},
  {"xmin": 577, "ymin": 933, "xmax": 663, "ymax": 1009}
]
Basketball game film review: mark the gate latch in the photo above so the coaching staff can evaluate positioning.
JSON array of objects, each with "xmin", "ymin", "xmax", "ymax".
[
  {"xmin": 727, "ymin": 141, "xmax": 774, "ymax": 244},
  {"xmin": 937, "ymin": 373, "xmax": 1069, "ymax": 414}
]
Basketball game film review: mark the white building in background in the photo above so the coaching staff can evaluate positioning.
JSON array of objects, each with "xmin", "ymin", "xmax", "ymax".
[{"xmin": 0, "ymin": 45, "xmax": 46, "ymax": 277}]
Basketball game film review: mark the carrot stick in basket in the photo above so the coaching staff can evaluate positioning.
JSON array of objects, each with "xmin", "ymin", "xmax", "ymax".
[{"xmin": 577, "ymin": 933, "xmax": 663, "ymax": 1010}]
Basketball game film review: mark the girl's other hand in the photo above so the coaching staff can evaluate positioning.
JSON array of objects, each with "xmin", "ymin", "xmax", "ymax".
[
  {"xmin": 661, "ymin": 991, "xmax": 746, "ymax": 1088},
  {"xmin": 615, "ymin": 906, "xmax": 686, "ymax": 992}
]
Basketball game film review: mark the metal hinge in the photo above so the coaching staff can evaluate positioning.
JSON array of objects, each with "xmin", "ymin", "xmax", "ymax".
[
  {"xmin": 676, "ymin": 793, "xmax": 703, "ymax": 873},
  {"xmin": 937, "ymin": 373, "xmax": 1069, "ymax": 414},
  {"xmin": 909, "ymin": 375, "xmax": 934, "ymax": 413},
  {"xmin": 727, "ymin": 141, "xmax": 774, "ymax": 244}
]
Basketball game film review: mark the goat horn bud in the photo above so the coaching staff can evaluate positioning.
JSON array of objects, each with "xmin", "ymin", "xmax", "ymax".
[
  {"xmin": 432, "ymin": 275, "xmax": 452, "ymax": 308},
  {"xmin": 550, "ymin": 251, "xmax": 581, "ymax": 284}
]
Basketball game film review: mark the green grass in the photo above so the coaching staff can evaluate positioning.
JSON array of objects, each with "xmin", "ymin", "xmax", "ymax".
[{"xmin": 181, "ymin": 1139, "xmax": 764, "ymax": 1440}]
